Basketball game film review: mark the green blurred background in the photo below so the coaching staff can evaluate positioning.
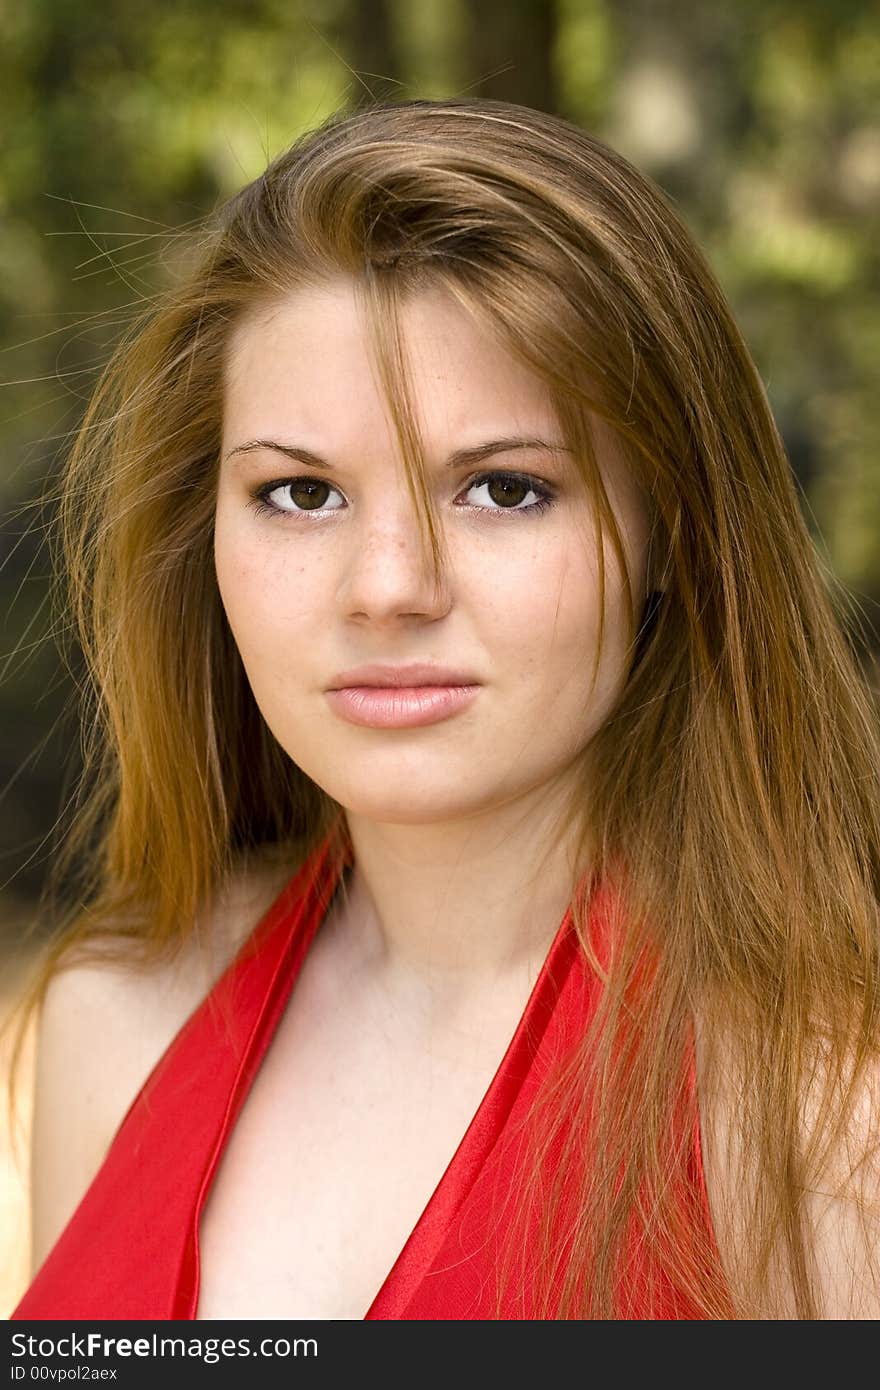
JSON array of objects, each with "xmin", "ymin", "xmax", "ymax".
[{"xmin": 2, "ymin": 0, "xmax": 879, "ymax": 924}]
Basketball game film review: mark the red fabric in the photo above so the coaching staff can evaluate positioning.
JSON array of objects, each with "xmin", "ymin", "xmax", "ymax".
[{"xmin": 11, "ymin": 834, "xmax": 718, "ymax": 1320}]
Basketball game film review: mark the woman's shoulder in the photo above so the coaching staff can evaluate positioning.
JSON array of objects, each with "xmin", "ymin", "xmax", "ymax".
[
  {"xmin": 40, "ymin": 847, "xmax": 298, "ymax": 1062},
  {"xmin": 693, "ymin": 990, "xmax": 880, "ymax": 1317},
  {"xmin": 27, "ymin": 848, "xmax": 298, "ymax": 1275}
]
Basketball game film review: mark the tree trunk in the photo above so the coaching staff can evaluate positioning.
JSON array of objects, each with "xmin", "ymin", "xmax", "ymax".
[
  {"xmin": 463, "ymin": 0, "xmax": 558, "ymax": 113},
  {"xmin": 341, "ymin": 0, "xmax": 403, "ymax": 100}
]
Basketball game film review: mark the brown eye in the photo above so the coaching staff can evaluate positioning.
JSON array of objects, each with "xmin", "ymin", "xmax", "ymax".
[
  {"xmin": 486, "ymin": 476, "xmax": 529, "ymax": 507},
  {"xmin": 289, "ymin": 479, "xmax": 331, "ymax": 510},
  {"xmin": 461, "ymin": 471, "xmax": 553, "ymax": 514},
  {"xmin": 253, "ymin": 476, "xmax": 346, "ymax": 516}
]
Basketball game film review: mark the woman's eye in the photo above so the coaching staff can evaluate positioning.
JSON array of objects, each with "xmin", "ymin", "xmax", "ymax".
[
  {"xmin": 251, "ymin": 477, "xmax": 346, "ymax": 516},
  {"xmin": 460, "ymin": 471, "xmax": 553, "ymax": 513}
]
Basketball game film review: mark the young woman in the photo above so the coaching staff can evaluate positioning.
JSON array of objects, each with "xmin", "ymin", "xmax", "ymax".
[{"xmin": 7, "ymin": 96, "xmax": 880, "ymax": 1320}]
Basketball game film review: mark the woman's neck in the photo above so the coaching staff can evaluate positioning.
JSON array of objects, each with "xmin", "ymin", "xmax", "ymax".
[{"xmin": 326, "ymin": 782, "xmax": 588, "ymax": 1004}]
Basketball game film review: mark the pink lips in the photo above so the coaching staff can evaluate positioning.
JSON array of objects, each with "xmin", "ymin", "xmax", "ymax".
[{"xmin": 325, "ymin": 663, "xmax": 481, "ymax": 730}]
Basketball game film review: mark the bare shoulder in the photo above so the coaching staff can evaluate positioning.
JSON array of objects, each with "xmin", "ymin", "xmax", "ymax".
[
  {"xmin": 795, "ymin": 1032, "xmax": 880, "ymax": 1317},
  {"xmin": 694, "ymin": 996, "xmax": 880, "ymax": 1318},
  {"xmin": 28, "ymin": 850, "xmax": 298, "ymax": 1277}
]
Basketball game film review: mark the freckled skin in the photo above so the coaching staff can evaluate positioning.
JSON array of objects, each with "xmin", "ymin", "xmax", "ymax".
[{"xmin": 214, "ymin": 276, "xmax": 651, "ymax": 826}]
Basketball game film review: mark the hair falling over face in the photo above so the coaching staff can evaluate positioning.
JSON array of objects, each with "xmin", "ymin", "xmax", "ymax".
[{"xmin": 7, "ymin": 96, "xmax": 880, "ymax": 1319}]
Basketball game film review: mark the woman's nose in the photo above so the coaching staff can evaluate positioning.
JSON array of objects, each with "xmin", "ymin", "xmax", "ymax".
[{"xmin": 338, "ymin": 502, "xmax": 451, "ymax": 625}]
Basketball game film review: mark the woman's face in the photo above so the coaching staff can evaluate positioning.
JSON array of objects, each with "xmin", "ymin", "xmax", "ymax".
[{"xmin": 214, "ymin": 276, "xmax": 651, "ymax": 826}]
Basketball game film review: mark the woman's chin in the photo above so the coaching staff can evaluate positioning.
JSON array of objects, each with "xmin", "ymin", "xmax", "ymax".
[
  {"xmin": 339, "ymin": 801, "xmax": 481, "ymax": 827},
  {"xmin": 328, "ymin": 785, "xmax": 499, "ymax": 827}
]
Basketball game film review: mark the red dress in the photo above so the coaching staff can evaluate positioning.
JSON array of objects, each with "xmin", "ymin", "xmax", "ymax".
[{"xmin": 11, "ymin": 833, "xmax": 718, "ymax": 1320}]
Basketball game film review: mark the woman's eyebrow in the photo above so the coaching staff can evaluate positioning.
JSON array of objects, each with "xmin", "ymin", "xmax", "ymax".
[{"xmin": 223, "ymin": 436, "xmax": 569, "ymax": 470}]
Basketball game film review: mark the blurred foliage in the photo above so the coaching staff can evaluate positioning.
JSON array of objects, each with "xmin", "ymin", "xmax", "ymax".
[{"xmin": 0, "ymin": 0, "xmax": 878, "ymax": 904}]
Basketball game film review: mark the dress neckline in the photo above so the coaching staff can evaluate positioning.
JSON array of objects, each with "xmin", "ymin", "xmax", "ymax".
[{"xmin": 184, "ymin": 829, "xmax": 591, "ymax": 1320}]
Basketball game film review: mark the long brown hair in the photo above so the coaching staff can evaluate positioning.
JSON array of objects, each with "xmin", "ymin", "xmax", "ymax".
[{"xmin": 7, "ymin": 96, "xmax": 880, "ymax": 1318}]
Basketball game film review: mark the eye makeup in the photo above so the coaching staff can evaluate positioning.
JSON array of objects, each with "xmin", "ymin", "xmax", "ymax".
[{"xmin": 246, "ymin": 469, "xmax": 557, "ymax": 521}]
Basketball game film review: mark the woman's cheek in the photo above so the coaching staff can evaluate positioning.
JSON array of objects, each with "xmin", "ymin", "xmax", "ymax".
[{"xmin": 225, "ymin": 545, "xmax": 317, "ymax": 628}]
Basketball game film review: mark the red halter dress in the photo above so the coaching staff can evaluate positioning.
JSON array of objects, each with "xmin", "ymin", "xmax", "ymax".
[{"xmin": 11, "ymin": 834, "xmax": 719, "ymax": 1320}]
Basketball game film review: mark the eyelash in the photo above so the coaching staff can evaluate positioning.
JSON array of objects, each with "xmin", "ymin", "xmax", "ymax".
[{"xmin": 246, "ymin": 470, "xmax": 556, "ymax": 522}]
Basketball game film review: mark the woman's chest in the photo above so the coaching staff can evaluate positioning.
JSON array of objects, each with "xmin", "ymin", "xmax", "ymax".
[{"xmin": 195, "ymin": 962, "xmax": 527, "ymax": 1319}]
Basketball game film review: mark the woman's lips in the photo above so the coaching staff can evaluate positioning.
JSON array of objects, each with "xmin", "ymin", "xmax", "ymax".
[{"xmin": 324, "ymin": 684, "xmax": 480, "ymax": 729}]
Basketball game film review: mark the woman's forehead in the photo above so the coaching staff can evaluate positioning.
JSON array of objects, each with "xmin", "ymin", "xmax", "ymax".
[{"xmin": 222, "ymin": 279, "xmax": 566, "ymax": 455}]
